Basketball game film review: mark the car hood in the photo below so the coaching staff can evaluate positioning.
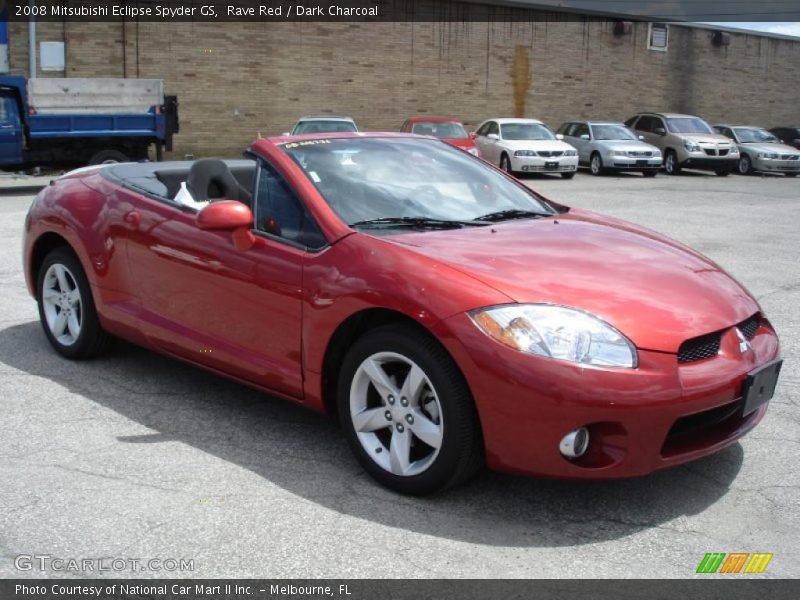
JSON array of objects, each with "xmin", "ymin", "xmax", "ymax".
[
  {"xmin": 676, "ymin": 133, "xmax": 733, "ymax": 145},
  {"xmin": 739, "ymin": 142, "xmax": 799, "ymax": 155},
  {"xmin": 384, "ymin": 210, "xmax": 759, "ymax": 353},
  {"xmin": 501, "ymin": 139, "xmax": 575, "ymax": 152},
  {"xmin": 596, "ymin": 140, "xmax": 660, "ymax": 152}
]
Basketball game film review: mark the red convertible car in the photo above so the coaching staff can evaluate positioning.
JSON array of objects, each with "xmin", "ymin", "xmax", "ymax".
[
  {"xmin": 23, "ymin": 132, "xmax": 781, "ymax": 495},
  {"xmin": 400, "ymin": 117, "xmax": 480, "ymax": 156}
]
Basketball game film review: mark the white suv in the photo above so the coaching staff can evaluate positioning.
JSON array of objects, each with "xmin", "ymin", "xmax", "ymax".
[{"xmin": 473, "ymin": 118, "xmax": 579, "ymax": 178}]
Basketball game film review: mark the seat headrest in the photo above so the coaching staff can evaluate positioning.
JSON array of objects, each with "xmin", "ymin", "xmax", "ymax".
[{"xmin": 187, "ymin": 159, "xmax": 251, "ymax": 203}]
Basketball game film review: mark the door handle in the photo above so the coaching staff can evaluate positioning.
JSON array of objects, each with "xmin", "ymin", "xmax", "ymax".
[{"xmin": 124, "ymin": 211, "xmax": 141, "ymax": 228}]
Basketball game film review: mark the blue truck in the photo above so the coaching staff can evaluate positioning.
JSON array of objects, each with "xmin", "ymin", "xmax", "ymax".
[{"xmin": 0, "ymin": 76, "xmax": 178, "ymax": 168}]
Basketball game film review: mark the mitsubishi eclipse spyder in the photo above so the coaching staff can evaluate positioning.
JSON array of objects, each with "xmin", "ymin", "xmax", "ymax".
[{"xmin": 23, "ymin": 132, "xmax": 782, "ymax": 495}]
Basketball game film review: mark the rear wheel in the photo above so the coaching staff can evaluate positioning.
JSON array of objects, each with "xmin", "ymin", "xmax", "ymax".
[
  {"xmin": 37, "ymin": 248, "xmax": 111, "ymax": 359},
  {"xmin": 88, "ymin": 149, "xmax": 129, "ymax": 166},
  {"xmin": 338, "ymin": 324, "xmax": 483, "ymax": 495},
  {"xmin": 664, "ymin": 150, "xmax": 681, "ymax": 175},
  {"xmin": 738, "ymin": 155, "xmax": 753, "ymax": 175},
  {"xmin": 589, "ymin": 152, "xmax": 604, "ymax": 176}
]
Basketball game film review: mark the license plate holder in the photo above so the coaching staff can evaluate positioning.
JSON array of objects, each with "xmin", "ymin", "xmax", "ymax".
[
  {"xmin": 545, "ymin": 161, "xmax": 558, "ymax": 169},
  {"xmin": 636, "ymin": 159, "xmax": 648, "ymax": 166},
  {"xmin": 741, "ymin": 359, "xmax": 782, "ymax": 416}
]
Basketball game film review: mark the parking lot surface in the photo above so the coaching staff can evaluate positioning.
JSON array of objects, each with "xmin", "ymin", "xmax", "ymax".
[{"xmin": 0, "ymin": 170, "xmax": 798, "ymax": 578}]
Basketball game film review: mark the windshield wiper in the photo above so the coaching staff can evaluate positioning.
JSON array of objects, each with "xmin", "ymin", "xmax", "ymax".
[
  {"xmin": 350, "ymin": 217, "xmax": 487, "ymax": 229},
  {"xmin": 472, "ymin": 209, "xmax": 551, "ymax": 223}
]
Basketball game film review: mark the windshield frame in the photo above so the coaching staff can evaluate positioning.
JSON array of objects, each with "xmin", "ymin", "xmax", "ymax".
[{"xmin": 279, "ymin": 136, "xmax": 563, "ymax": 233}]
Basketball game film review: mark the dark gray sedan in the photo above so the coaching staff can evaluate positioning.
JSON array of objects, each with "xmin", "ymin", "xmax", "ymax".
[{"xmin": 557, "ymin": 121, "xmax": 662, "ymax": 176}]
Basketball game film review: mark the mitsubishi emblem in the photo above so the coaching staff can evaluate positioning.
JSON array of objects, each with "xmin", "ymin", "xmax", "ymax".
[{"xmin": 735, "ymin": 328, "xmax": 751, "ymax": 354}]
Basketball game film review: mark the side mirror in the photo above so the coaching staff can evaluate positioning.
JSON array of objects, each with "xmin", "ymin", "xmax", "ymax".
[
  {"xmin": 556, "ymin": 133, "xmax": 565, "ymax": 140},
  {"xmin": 487, "ymin": 133, "xmax": 500, "ymax": 140},
  {"xmin": 638, "ymin": 135, "xmax": 645, "ymax": 141},
  {"xmin": 654, "ymin": 127, "xmax": 666, "ymax": 136},
  {"xmin": 197, "ymin": 201, "xmax": 253, "ymax": 230},
  {"xmin": 580, "ymin": 134, "xmax": 590, "ymax": 140}
]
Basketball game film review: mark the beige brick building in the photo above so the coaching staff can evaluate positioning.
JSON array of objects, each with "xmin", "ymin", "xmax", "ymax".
[{"xmin": 6, "ymin": 10, "xmax": 800, "ymax": 158}]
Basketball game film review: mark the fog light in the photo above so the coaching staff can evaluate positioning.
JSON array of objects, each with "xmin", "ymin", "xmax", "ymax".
[{"xmin": 559, "ymin": 427, "xmax": 589, "ymax": 458}]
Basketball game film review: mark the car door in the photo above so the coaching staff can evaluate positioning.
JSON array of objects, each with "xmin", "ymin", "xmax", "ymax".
[
  {"xmin": 474, "ymin": 121, "xmax": 499, "ymax": 164},
  {"xmin": 571, "ymin": 123, "xmax": 592, "ymax": 163},
  {"xmin": 635, "ymin": 116, "xmax": 661, "ymax": 146},
  {"xmin": 0, "ymin": 94, "xmax": 23, "ymax": 166},
  {"xmin": 124, "ymin": 164, "xmax": 312, "ymax": 399}
]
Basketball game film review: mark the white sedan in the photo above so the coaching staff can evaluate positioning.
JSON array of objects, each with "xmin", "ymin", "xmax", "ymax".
[{"xmin": 473, "ymin": 118, "xmax": 579, "ymax": 179}]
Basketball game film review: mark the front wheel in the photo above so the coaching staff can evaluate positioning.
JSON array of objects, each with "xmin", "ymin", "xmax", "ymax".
[
  {"xmin": 664, "ymin": 150, "xmax": 681, "ymax": 175},
  {"xmin": 589, "ymin": 153, "xmax": 604, "ymax": 176},
  {"xmin": 338, "ymin": 324, "xmax": 483, "ymax": 495},
  {"xmin": 738, "ymin": 155, "xmax": 753, "ymax": 175},
  {"xmin": 499, "ymin": 154, "xmax": 514, "ymax": 175},
  {"xmin": 37, "ymin": 248, "xmax": 111, "ymax": 359}
]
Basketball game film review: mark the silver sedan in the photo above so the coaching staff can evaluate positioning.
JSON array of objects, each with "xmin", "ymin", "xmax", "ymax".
[
  {"xmin": 714, "ymin": 125, "xmax": 800, "ymax": 177},
  {"xmin": 557, "ymin": 121, "xmax": 662, "ymax": 177}
]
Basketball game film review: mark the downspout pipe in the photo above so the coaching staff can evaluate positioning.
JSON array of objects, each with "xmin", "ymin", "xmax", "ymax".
[{"xmin": 28, "ymin": 1, "xmax": 36, "ymax": 78}]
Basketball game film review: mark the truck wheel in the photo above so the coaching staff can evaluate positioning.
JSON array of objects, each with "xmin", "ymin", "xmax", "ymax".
[{"xmin": 88, "ymin": 149, "xmax": 129, "ymax": 165}]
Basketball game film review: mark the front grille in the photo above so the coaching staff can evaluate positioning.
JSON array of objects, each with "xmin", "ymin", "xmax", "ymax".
[
  {"xmin": 703, "ymin": 148, "xmax": 717, "ymax": 156},
  {"xmin": 677, "ymin": 313, "xmax": 761, "ymax": 364},
  {"xmin": 780, "ymin": 154, "xmax": 799, "ymax": 160},
  {"xmin": 719, "ymin": 149, "xmax": 729, "ymax": 156},
  {"xmin": 737, "ymin": 314, "xmax": 760, "ymax": 340},
  {"xmin": 537, "ymin": 151, "xmax": 563, "ymax": 158},
  {"xmin": 628, "ymin": 151, "xmax": 653, "ymax": 157},
  {"xmin": 678, "ymin": 332, "xmax": 722, "ymax": 363}
]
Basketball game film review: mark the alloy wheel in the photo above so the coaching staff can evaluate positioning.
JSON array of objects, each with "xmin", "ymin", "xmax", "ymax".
[
  {"xmin": 41, "ymin": 263, "xmax": 83, "ymax": 346},
  {"xmin": 590, "ymin": 154, "xmax": 602, "ymax": 175},
  {"xmin": 349, "ymin": 352, "xmax": 443, "ymax": 477}
]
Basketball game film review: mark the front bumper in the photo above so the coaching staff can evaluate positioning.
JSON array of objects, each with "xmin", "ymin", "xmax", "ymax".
[
  {"xmin": 608, "ymin": 156, "xmax": 662, "ymax": 170},
  {"xmin": 511, "ymin": 155, "xmax": 578, "ymax": 173},
  {"xmin": 752, "ymin": 157, "xmax": 800, "ymax": 173},
  {"xmin": 680, "ymin": 154, "xmax": 738, "ymax": 172},
  {"xmin": 433, "ymin": 312, "xmax": 779, "ymax": 478}
]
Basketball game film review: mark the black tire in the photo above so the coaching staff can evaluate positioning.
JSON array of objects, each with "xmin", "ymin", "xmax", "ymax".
[
  {"xmin": 664, "ymin": 150, "xmax": 681, "ymax": 175},
  {"xmin": 738, "ymin": 155, "xmax": 753, "ymax": 175},
  {"xmin": 642, "ymin": 170, "xmax": 658, "ymax": 178},
  {"xmin": 499, "ymin": 153, "xmax": 514, "ymax": 175},
  {"xmin": 560, "ymin": 172, "xmax": 576, "ymax": 179},
  {"xmin": 337, "ymin": 324, "xmax": 483, "ymax": 495},
  {"xmin": 36, "ymin": 248, "xmax": 111, "ymax": 360},
  {"xmin": 589, "ymin": 152, "xmax": 604, "ymax": 176},
  {"xmin": 88, "ymin": 149, "xmax": 129, "ymax": 166},
  {"xmin": 715, "ymin": 169, "xmax": 730, "ymax": 177}
]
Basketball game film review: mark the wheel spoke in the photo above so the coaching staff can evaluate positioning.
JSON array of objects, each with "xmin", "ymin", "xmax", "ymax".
[
  {"xmin": 42, "ymin": 288, "xmax": 59, "ymax": 303},
  {"xmin": 352, "ymin": 407, "xmax": 390, "ymax": 433},
  {"xmin": 67, "ymin": 314, "xmax": 81, "ymax": 338},
  {"xmin": 53, "ymin": 312, "xmax": 68, "ymax": 336},
  {"xmin": 389, "ymin": 430, "xmax": 412, "ymax": 475},
  {"xmin": 409, "ymin": 409, "xmax": 443, "ymax": 449},
  {"xmin": 54, "ymin": 264, "xmax": 71, "ymax": 292},
  {"xmin": 399, "ymin": 364, "xmax": 426, "ymax": 404},
  {"xmin": 67, "ymin": 290, "xmax": 81, "ymax": 306},
  {"xmin": 363, "ymin": 358, "xmax": 398, "ymax": 400}
]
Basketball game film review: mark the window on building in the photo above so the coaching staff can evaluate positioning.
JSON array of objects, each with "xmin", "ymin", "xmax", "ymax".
[
  {"xmin": 40, "ymin": 42, "xmax": 65, "ymax": 71},
  {"xmin": 648, "ymin": 23, "xmax": 669, "ymax": 51}
]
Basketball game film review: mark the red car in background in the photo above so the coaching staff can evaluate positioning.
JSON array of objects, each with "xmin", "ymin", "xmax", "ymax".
[
  {"xmin": 23, "ymin": 132, "xmax": 781, "ymax": 495},
  {"xmin": 400, "ymin": 117, "xmax": 480, "ymax": 156}
]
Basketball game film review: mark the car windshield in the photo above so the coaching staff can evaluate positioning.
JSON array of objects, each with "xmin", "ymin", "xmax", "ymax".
[
  {"xmin": 293, "ymin": 121, "xmax": 357, "ymax": 134},
  {"xmin": 666, "ymin": 117, "xmax": 713, "ymax": 134},
  {"xmin": 411, "ymin": 121, "xmax": 468, "ymax": 139},
  {"xmin": 281, "ymin": 137, "xmax": 556, "ymax": 231},
  {"xmin": 591, "ymin": 124, "xmax": 637, "ymax": 141},
  {"xmin": 500, "ymin": 123, "xmax": 555, "ymax": 141},
  {"xmin": 733, "ymin": 127, "xmax": 780, "ymax": 143}
]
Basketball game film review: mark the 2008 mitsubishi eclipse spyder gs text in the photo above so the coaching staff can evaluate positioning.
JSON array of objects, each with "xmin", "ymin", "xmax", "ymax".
[{"xmin": 23, "ymin": 132, "xmax": 782, "ymax": 495}]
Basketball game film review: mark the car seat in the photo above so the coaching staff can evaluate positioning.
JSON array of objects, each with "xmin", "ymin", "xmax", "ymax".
[{"xmin": 186, "ymin": 159, "xmax": 252, "ymax": 205}]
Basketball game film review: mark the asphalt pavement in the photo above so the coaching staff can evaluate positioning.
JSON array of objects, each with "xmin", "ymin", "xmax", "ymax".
[{"xmin": 0, "ymin": 169, "xmax": 797, "ymax": 578}]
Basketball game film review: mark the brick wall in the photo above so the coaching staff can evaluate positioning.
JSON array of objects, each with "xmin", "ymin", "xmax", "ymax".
[{"xmin": 8, "ymin": 17, "xmax": 800, "ymax": 158}]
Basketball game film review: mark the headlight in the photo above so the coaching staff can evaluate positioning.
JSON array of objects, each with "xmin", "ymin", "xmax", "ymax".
[
  {"xmin": 728, "ymin": 146, "xmax": 739, "ymax": 154},
  {"xmin": 684, "ymin": 141, "xmax": 701, "ymax": 152},
  {"xmin": 608, "ymin": 150, "xmax": 626, "ymax": 156},
  {"xmin": 514, "ymin": 150, "xmax": 537, "ymax": 157},
  {"xmin": 563, "ymin": 149, "xmax": 577, "ymax": 156},
  {"xmin": 470, "ymin": 304, "xmax": 637, "ymax": 368},
  {"xmin": 467, "ymin": 147, "xmax": 481, "ymax": 156}
]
